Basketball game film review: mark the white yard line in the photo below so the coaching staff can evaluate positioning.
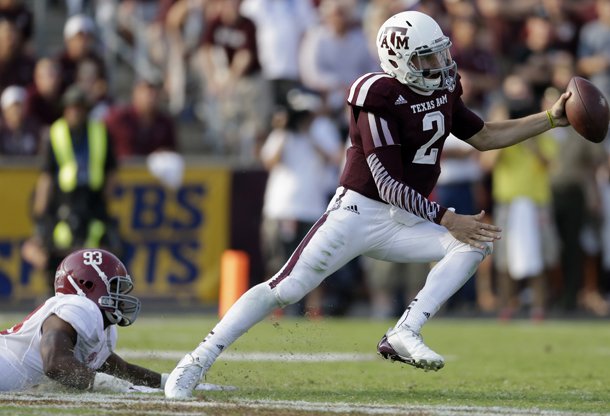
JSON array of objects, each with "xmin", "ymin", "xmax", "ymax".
[
  {"xmin": 115, "ymin": 349, "xmax": 379, "ymax": 362},
  {"xmin": 0, "ymin": 393, "xmax": 604, "ymax": 416}
]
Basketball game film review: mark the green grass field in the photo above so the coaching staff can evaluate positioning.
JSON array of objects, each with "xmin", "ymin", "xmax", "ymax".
[{"xmin": 1, "ymin": 313, "xmax": 609, "ymax": 415}]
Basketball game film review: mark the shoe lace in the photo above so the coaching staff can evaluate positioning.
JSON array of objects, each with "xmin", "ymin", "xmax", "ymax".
[{"xmin": 176, "ymin": 355, "xmax": 205, "ymax": 386}]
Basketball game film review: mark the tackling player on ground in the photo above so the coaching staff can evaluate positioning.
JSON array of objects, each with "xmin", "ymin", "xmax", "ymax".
[
  {"xmin": 0, "ymin": 248, "xmax": 159, "ymax": 392},
  {"xmin": 0, "ymin": 248, "xmax": 218, "ymax": 393},
  {"xmin": 165, "ymin": 10, "xmax": 571, "ymax": 399}
]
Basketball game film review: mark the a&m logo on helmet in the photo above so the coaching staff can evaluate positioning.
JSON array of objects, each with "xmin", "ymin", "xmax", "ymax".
[{"xmin": 379, "ymin": 26, "xmax": 409, "ymax": 54}]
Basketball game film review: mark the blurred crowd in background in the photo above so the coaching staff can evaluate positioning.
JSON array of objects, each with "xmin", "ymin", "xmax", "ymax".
[{"xmin": 1, "ymin": 0, "xmax": 610, "ymax": 320}]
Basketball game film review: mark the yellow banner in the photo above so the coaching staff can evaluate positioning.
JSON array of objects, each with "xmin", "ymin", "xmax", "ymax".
[{"xmin": 0, "ymin": 164, "xmax": 230, "ymax": 303}]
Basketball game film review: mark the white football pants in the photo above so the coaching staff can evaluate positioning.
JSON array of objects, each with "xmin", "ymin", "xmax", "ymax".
[
  {"xmin": 0, "ymin": 349, "xmax": 28, "ymax": 391},
  {"xmin": 196, "ymin": 187, "xmax": 492, "ymax": 359}
]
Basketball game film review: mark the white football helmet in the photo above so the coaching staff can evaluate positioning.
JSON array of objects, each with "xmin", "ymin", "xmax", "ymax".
[{"xmin": 376, "ymin": 11, "xmax": 456, "ymax": 92}]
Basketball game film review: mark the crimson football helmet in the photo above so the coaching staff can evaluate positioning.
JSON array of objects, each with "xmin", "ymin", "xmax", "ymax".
[
  {"xmin": 54, "ymin": 249, "xmax": 141, "ymax": 326},
  {"xmin": 376, "ymin": 11, "xmax": 456, "ymax": 92}
]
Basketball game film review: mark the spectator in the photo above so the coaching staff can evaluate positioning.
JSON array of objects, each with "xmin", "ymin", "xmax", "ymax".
[
  {"xmin": 115, "ymin": 0, "xmax": 166, "ymax": 82},
  {"xmin": 163, "ymin": 0, "xmax": 209, "ymax": 114},
  {"xmin": 259, "ymin": 88, "xmax": 342, "ymax": 316},
  {"xmin": 512, "ymin": 11, "xmax": 558, "ymax": 102},
  {"xmin": 476, "ymin": 0, "xmax": 540, "ymax": 69},
  {"xmin": 240, "ymin": 0, "xmax": 318, "ymax": 108},
  {"xmin": 0, "ymin": 85, "xmax": 42, "ymax": 156},
  {"xmin": 449, "ymin": 15, "xmax": 500, "ymax": 113},
  {"xmin": 299, "ymin": 0, "xmax": 377, "ymax": 134},
  {"xmin": 0, "ymin": 18, "xmax": 35, "ymax": 92},
  {"xmin": 57, "ymin": 14, "xmax": 106, "ymax": 92},
  {"xmin": 541, "ymin": 86, "xmax": 608, "ymax": 315},
  {"xmin": 542, "ymin": 0, "xmax": 586, "ymax": 54},
  {"xmin": 0, "ymin": 0, "xmax": 33, "ymax": 45},
  {"xmin": 27, "ymin": 85, "xmax": 121, "ymax": 295},
  {"xmin": 199, "ymin": 0, "xmax": 271, "ymax": 161},
  {"xmin": 76, "ymin": 58, "xmax": 112, "ymax": 121},
  {"xmin": 105, "ymin": 79, "xmax": 177, "ymax": 160},
  {"xmin": 577, "ymin": 0, "xmax": 610, "ymax": 115},
  {"xmin": 481, "ymin": 75, "xmax": 559, "ymax": 321},
  {"xmin": 26, "ymin": 58, "xmax": 63, "ymax": 127},
  {"xmin": 576, "ymin": 0, "xmax": 610, "ymax": 305}
]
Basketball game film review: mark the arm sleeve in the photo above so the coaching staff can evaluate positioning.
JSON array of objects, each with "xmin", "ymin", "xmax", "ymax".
[
  {"xmin": 450, "ymin": 97, "xmax": 485, "ymax": 141},
  {"xmin": 358, "ymin": 110, "xmax": 448, "ymax": 224}
]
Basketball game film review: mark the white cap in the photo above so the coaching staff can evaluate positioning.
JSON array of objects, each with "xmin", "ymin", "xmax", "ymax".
[
  {"xmin": 63, "ymin": 14, "xmax": 95, "ymax": 40},
  {"xmin": 146, "ymin": 151, "xmax": 185, "ymax": 190},
  {"xmin": 1, "ymin": 86, "xmax": 26, "ymax": 109}
]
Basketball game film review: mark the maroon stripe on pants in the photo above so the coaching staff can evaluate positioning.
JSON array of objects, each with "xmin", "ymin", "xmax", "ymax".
[{"xmin": 268, "ymin": 188, "xmax": 347, "ymax": 290}]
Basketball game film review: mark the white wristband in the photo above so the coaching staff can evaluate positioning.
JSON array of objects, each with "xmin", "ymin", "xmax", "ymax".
[{"xmin": 92, "ymin": 372, "xmax": 134, "ymax": 393}]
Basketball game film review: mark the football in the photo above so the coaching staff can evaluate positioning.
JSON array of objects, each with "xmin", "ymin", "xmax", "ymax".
[{"xmin": 565, "ymin": 76, "xmax": 610, "ymax": 143}]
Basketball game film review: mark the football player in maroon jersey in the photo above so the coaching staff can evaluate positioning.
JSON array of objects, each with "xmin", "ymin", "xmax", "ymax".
[{"xmin": 165, "ymin": 10, "xmax": 571, "ymax": 399}]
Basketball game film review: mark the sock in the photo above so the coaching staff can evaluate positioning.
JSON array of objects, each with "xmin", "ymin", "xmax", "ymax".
[
  {"xmin": 396, "ymin": 250, "xmax": 484, "ymax": 333},
  {"xmin": 193, "ymin": 282, "xmax": 280, "ymax": 361}
]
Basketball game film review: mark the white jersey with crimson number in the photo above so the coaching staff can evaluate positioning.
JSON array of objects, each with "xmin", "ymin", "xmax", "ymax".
[
  {"xmin": 0, "ymin": 294, "xmax": 117, "ymax": 391},
  {"xmin": 340, "ymin": 72, "xmax": 484, "ymax": 224}
]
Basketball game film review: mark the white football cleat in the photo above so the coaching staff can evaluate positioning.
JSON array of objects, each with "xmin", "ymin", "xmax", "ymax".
[
  {"xmin": 164, "ymin": 353, "xmax": 212, "ymax": 399},
  {"xmin": 377, "ymin": 327, "xmax": 444, "ymax": 371}
]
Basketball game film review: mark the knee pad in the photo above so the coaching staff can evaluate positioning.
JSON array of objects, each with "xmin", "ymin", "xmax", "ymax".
[
  {"xmin": 273, "ymin": 277, "xmax": 311, "ymax": 307},
  {"xmin": 270, "ymin": 223, "xmax": 349, "ymax": 307}
]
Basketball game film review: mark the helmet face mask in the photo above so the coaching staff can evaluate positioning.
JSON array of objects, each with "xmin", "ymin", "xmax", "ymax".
[
  {"xmin": 407, "ymin": 42, "xmax": 456, "ymax": 91},
  {"xmin": 99, "ymin": 275, "xmax": 140, "ymax": 326},
  {"xmin": 377, "ymin": 11, "xmax": 457, "ymax": 93},
  {"xmin": 55, "ymin": 249, "xmax": 141, "ymax": 327}
]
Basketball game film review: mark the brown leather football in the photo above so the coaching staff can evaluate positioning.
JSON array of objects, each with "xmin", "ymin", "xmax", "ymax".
[{"xmin": 565, "ymin": 76, "xmax": 610, "ymax": 143}]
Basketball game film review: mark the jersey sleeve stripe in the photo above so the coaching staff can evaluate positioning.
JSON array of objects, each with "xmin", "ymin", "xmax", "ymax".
[
  {"xmin": 367, "ymin": 114, "xmax": 395, "ymax": 148},
  {"xmin": 348, "ymin": 73, "xmax": 376, "ymax": 103},
  {"xmin": 367, "ymin": 113, "xmax": 383, "ymax": 147},
  {"xmin": 348, "ymin": 74, "xmax": 388, "ymax": 107},
  {"xmin": 379, "ymin": 118, "xmax": 394, "ymax": 145}
]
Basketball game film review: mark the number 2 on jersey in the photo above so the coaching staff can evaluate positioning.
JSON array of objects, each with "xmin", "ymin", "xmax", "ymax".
[{"xmin": 413, "ymin": 111, "xmax": 445, "ymax": 165}]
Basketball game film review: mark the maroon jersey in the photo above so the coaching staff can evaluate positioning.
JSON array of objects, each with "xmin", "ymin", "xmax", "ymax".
[
  {"xmin": 202, "ymin": 15, "xmax": 261, "ymax": 76},
  {"xmin": 340, "ymin": 72, "xmax": 484, "ymax": 223},
  {"xmin": 105, "ymin": 106, "xmax": 177, "ymax": 160}
]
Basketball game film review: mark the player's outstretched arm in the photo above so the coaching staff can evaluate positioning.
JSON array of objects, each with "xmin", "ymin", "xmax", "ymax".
[
  {"xmin": 466, "ymin": 92, "xmax": 571, "ymax": 151},
  {"xmin": 440, "ymin": 210, "xmax": 502, "ymax": 250},
  {"xmin": 40, "ymin": 314, "xmax": 97, "ymax": 389},
  {"xmin": 99, "ymin": 353, "xmax": 162, "ymax": 388}
]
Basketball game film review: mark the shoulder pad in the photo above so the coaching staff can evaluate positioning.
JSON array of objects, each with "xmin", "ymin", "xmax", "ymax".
[
  {"xmin": 53, "ymin": 295, "xmax": 104, "ymax": 341},
  {"xmin": 347, "ymin": 73, "xmax": 396, "ymax": 113}
]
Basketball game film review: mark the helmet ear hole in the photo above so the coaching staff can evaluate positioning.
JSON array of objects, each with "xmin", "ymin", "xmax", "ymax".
[
  {"xmin": 81, "ymin": 280, "xmax": 94, "ymax": 290},
  {"xmin": 389, "ymin": 60, "xmax": 399, "ymax": 69}
]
